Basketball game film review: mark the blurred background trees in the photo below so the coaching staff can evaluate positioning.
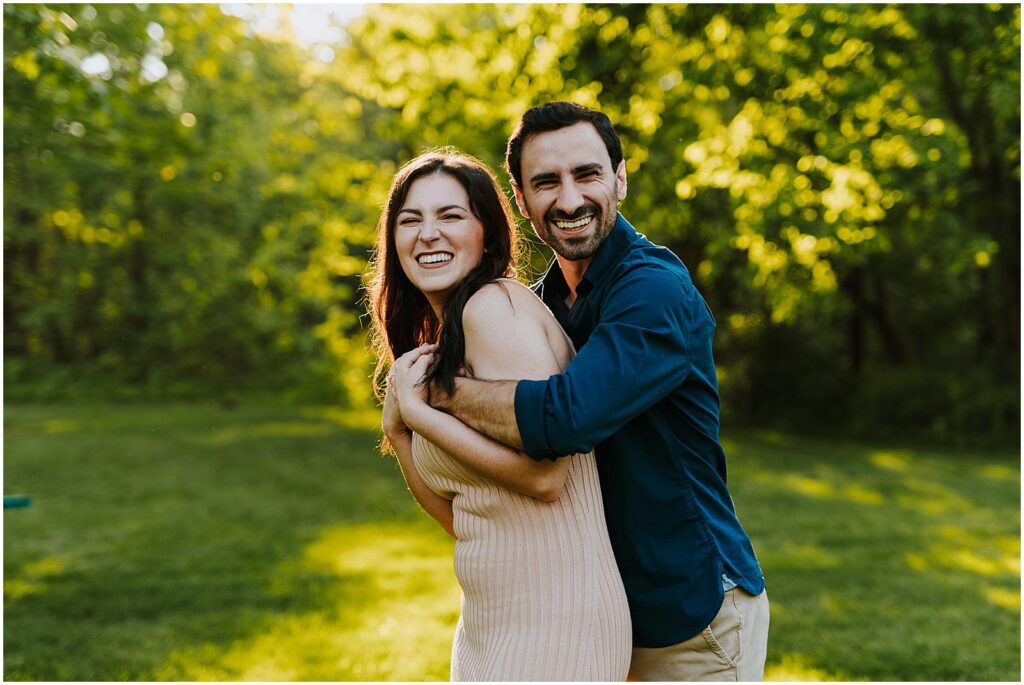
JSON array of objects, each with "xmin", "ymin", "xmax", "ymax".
[{"xmin": 4, "ymin": 3, "xmax": 1019, "ymax": 445}]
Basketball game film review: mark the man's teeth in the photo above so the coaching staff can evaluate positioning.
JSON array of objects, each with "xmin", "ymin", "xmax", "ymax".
[
  {"xmin": 555, "ymin": 215, "xmax": 593, "ymax": 230},
  {"xmin": 417, "ymin": 253, "xmax": 453, "ymax": 264}
]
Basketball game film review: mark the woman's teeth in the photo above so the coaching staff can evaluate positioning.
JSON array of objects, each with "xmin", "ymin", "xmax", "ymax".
[
  {"xmin": 555, "ymin": 215, "xmax": 593, "ymax": 230},
  {"xmin": 417, "ymin": 252, "xmax": 453, "ymax": 264}
]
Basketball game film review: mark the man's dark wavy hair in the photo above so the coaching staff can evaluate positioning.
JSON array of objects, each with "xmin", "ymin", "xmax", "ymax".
[{"xmin": 504, "ymin": 101, "xmax": 624, "ymax": 188}]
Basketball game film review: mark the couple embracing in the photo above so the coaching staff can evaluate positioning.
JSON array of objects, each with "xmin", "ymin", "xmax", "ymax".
[{"xmin": 366, "ymin": 102, "xmax": 768, "ymax": 681}]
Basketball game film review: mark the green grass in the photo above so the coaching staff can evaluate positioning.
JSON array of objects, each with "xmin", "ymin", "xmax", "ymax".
[{"xmin": 4, "ymin": 403, "xmax": 1020, "ymax": 681}]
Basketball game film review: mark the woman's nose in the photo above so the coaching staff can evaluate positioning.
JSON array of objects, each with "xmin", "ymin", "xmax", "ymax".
[{"xmin": 418, "ymin": 220, "xmax": 441, "ymax": 242}]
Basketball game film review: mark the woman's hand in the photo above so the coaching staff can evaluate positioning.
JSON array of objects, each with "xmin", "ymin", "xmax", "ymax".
[
  {"xmin": 391, "ymin": 343, "xmax": 436, "ymax": 431},
  {"xmin": 381, "ymin": 381, "xmax": 408, "ymax": 441}
]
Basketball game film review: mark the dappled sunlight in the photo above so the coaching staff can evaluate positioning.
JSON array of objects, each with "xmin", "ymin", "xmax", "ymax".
[
  {"xmin": 43, "ymin": 419, "xmax": 85, "ymax": 434},
  {"xmin": 3, "ymin": 556, "xmax": 66, "ymax": 602},
  {"xmin": 895, "ymin": 478, "xmax": 978, "ymax": 517},
  {"xmin": 904, "ymin": 526, "xmax": 1019, "ymax": 582},
  {"xmin": 980, "ymin": 464, "xmax": 1017, "ymax": 482},
  {"xmin": 934, "ymin": 526, "xmax": 1019, "ymax": 576},
  {"xmin": 869, "ymin": 450, "xmax": 910, "ymax": 472},
  {"xmin": 302, "ymin": 406, "xmax": 382, "ymax": 432},
  {"xmin": 744, "ymin": 466, "xmax": 884, "ymax": 507},
  {"xmin": 983, "ymin": 586, "xmax": 1020, "ymax": 612},
  {"xmin": 930, "ymin": 548, "xmax": 1010, "ymax": 577},
  {"xmin": 816, "ymin": 592, "xmax": 858, "ymax": 616},
  {"xmin": 774, "ymin": 472, "xmax": 884, "ymax": 506},
  {"xmin": 904, "ymin": 552, "xmax": 930, "ymax": 572},
  {"xmin": 780, "ymin": 473, "xmax": 834, "ymax": 499},
  {"xmin": 766, "ymin": 653, "xmax": 849, "ymax": 681},
  {"xmin": 157, "ymin": 519, "xmax": 459, "ymax": 680},
  {"xmin": 743, "ymin": 445, "xmax": 1015, "ymax": 518},
  {"xmin": 5, "ymin": 403, "xmax": 1019, "ymax": 680},
  {"xmin": 840, "ymin": 484, "xmax": 884, "ymax": 505}
]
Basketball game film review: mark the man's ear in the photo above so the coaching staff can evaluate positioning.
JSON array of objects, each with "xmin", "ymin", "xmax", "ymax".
[
  {"xmin": 511, "ymin": 182, "xmax": 531, "ymax": 218},
  {"xmin": 615, "ymin": 160, "xmax": 628, "ymax": 202}
]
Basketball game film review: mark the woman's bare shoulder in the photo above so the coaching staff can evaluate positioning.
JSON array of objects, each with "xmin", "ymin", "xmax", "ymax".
[
  {"xmin": 462, "ymin": 279, "xmax": 561, "ymax": 378},
  {"xmin": 463, "ymin": 278, "xmax": 549, "ymax": 325}
]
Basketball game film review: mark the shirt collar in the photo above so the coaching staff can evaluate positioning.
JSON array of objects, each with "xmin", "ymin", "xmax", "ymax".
[
  {"xmin": 535, "ymin": 253, "xmax": 566, "ymax": 303},
  {"xmin": 578, "ymin": 213, "xmax": 636, "ymax": 295}
]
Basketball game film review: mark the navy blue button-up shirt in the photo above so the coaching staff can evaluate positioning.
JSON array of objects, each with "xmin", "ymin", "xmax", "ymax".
[{"xmin": 514, "ymin": 214, "xmax": 765, "ymax": 648}]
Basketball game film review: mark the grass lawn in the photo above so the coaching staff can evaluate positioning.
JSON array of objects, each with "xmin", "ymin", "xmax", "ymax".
[{"xmin": 3, "ymin": 403, "xmax": 1020, "ymax": 681}]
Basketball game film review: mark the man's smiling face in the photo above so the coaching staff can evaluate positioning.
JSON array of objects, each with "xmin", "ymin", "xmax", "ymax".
[{"xmin": 513, "ymin": 122, "xmax": 627, "ymax": 265}]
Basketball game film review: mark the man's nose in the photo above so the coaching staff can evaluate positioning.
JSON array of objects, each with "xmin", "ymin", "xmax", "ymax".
[{"xmin": 555, "ymin": 182, "xmax": 585, "ymax": 216}]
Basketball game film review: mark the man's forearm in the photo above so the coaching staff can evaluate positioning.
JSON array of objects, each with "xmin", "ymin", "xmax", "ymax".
[{"xmin": 431, "ymin": 377, "xmax": 523, "ymax": 450}]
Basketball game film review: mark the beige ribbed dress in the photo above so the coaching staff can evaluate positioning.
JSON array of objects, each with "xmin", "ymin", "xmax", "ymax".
[{"xmin": 412, "ymin": 432, "xmax": 632, "ymax": 681}]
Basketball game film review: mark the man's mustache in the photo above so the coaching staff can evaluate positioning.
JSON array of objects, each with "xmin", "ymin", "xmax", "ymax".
[{"xmin": 544, "ymin": 203, "xmax": 601, "ymax": 223}]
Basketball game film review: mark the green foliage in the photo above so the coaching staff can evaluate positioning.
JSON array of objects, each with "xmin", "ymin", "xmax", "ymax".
[
  {"xmin": 3, "ymin": 404, "xmax": 1019, "ymax": 680},
  {"xmin": 3, "ymin": 4, "xmax": 1020, "ymax": 442}
]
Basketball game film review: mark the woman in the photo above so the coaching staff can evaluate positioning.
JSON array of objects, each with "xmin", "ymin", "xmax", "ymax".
[{"xmin": 365, "ymin": 149, "xmax": 630, "ymax": 681}]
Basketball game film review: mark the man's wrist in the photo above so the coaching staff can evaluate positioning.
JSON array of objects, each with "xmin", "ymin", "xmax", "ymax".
[{"xmin": 428, "ymin": 379, "xmax": 456, "ymax": 412}]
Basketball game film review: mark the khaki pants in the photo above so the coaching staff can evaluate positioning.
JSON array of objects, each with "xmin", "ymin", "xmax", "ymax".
[{"xmin": 629, "ymin": 589, "xmax": 770, "ymax": 681}]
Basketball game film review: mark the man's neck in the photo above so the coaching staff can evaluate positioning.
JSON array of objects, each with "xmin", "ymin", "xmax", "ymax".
[{"xmin": 556, "ymin": 255, "xmax": 592, "ymax": 307}]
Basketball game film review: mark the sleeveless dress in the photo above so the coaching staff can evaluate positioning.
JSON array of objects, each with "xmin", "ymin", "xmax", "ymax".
[{"xmin": 412, "ymin": 434, "xmax": 631, "ymax": 681}]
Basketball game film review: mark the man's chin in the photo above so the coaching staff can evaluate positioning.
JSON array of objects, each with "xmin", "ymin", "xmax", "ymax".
[{"xmin": 552, "ymin": 237, "xmax": 601, "ymax": 262}]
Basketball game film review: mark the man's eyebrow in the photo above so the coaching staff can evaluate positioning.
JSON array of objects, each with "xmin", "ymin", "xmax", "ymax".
[
  {"xmin": 572, "ymin": 163, "xmax": 604, "ymax": 175},
  {"xmin": 528, "ymin": 164, "xmax": 605, "ymax": 186},
  {"xmin": 528, "ymin": 171, "xmax": 559, "ymax": 186}
]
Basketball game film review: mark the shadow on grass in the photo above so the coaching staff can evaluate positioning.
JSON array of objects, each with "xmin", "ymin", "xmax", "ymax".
[
  {"xmin": 4, "ymin": 407, "xmax": 1020, "ymax": 681},
  {"xmin": 4, "ymin": 403, "xmax": 458, "ymax": 680},
  {"xmin": 725, "ymin": 430, "xmax": 1020, "ymax": 681}
]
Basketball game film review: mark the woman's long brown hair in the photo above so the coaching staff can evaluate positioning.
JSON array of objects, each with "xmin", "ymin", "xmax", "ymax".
[{"xmin": 365, "ymin": 149, "xmax": 521, "ymax": 408}]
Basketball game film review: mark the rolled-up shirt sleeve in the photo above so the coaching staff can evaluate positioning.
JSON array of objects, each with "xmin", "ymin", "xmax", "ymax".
[{"xmin": 514, "ymin": 264, "xmax": 698, "ymax": 460}]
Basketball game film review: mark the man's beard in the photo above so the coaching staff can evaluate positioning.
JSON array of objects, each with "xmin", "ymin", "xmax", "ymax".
[{"xmin": 533, "ymin": 184, "xmax": 620, "ymax": 262}]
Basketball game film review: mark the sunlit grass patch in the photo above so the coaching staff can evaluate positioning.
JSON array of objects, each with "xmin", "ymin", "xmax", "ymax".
[
  {"xmin": 4, "ymin": 403, "xmax": 458, "ymax": 681},
  {"xmin": 159, "ymin": 522, "xmax": 459, "ymax": 680},
  {"xmin": 765, "ymin": 653, "xmax": 850, "ymax": 681},
  {"xmin": 3, "ymin": 405, "xmax": 1020, "ymax": 681},
  {"xmin": 4, "ymin": 556, "xmax": 67, "ymax": 601}
]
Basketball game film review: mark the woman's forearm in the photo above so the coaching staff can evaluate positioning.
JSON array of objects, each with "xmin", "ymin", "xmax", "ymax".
[
  {"xmin": 402, "ymin": 401, "xmax": 566, "ymax": 503},
  {"xmin": 388, "ymin": 429, "xmax": 456, "ymax": 538}
]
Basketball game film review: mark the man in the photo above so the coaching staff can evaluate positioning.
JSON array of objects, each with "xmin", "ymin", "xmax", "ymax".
[{"xmin": 432, "ymin": 101, "xmax": 768, "ymax": 681}]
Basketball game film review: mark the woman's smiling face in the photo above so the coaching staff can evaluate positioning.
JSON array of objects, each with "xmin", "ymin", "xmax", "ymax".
[{"xmin": 395, "ymin": 172, "xmax": 486, "ymax": 313}]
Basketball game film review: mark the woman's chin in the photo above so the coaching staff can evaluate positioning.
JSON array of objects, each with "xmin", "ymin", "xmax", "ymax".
[{"xmin": 412, "ymin": 272, "xmax": 469, "ymax": 299}]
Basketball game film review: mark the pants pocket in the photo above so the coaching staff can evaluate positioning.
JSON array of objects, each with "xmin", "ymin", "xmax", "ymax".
[{"xmin": 701, "ymin": 590, "xmax": 742, "ymax": 669}]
